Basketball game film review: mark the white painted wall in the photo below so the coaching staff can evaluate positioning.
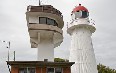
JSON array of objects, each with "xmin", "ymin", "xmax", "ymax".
[
  {"xmin": 37, "ymin": 39, "xmax": 54, "ymax": 61},
  {"xmin": 69, "ymin": 28, "xmax": 98, "ymax": 73}
]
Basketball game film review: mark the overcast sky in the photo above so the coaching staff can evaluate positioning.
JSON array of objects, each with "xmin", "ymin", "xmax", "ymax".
[{"xmin": 0, "ymin": 0, "xmax": 116, "ymax": 73}]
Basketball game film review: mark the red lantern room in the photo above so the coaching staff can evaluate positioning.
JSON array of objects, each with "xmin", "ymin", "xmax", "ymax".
[{"xmin": 71, "ymin": 4, "xmax": 89, "ymax": 20}]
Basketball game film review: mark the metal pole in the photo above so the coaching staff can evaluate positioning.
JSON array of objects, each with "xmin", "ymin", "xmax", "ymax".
[
  {"xmin": 39, "ymin": 0, "xmax": 41, "ymax": 5},
  {"xmin": 14, "ymin": 51, "xmax": 15, "ymax": 61},
  {"xmin": 8, "ymin": 50, "xmax": 9, "ymax": 61},
  {"xmin": 8, "ymin": 41, "xmax": 10, "ymax": 61}
]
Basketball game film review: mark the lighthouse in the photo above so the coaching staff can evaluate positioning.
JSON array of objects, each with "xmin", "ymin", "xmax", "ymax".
[
  {"xmin": 26, "ymin": 5, "xmax": 64, "ymax": 61},
  {"xmin": 67, "ymin": 4, "xmax": 98, "ymax": 73}
]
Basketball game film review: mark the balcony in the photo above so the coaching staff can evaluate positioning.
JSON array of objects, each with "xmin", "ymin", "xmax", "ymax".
[{"xmin": 27, "ymin": 5, "xmax": 63, "ymax": 18}]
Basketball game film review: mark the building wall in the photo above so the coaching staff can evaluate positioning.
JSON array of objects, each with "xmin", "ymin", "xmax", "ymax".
[
  {"xmin": 11, "ymin": 66, "xmax": 18, "ymax": 73},
  {"xmin": 36, "ymin": 67, "xmax": 47, "ymax": 73},
  {"xmin": 36, "ymin": 67, "xmax": 41, "ymax": 73},
  {"xmin": 42, "ymin": 67, "xmax": 47, "ymax": 73},
  {"xmin": 63, "ymin": 67, "xmax": 71, "ymax": 73},
  {"xmin": 11, "ymin": 66, "xmax": 71, "ymax": 73}
]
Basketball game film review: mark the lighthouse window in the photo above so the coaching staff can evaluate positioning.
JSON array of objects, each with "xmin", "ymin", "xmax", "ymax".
[{"xmin": 82, "ymin": 11, "xmax": 88, "ymax": 18}]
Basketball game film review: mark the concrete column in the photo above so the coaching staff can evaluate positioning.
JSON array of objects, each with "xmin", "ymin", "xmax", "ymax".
[
  {"xmin": 37, "ymin": 40, "xmax": 54, "ymax": 61},
  {"xmin": 37, "ymin": 32, "xmax": 54, "ymax": 61}
]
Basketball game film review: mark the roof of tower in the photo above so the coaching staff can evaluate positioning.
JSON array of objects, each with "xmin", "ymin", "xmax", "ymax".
[
  {"xmin": 72, "ymin": 4, "xmax": 88, "ymax": 13},
  {"xmin": 27, "ymin": 5, "xmax": 62, "ymax": 17}
]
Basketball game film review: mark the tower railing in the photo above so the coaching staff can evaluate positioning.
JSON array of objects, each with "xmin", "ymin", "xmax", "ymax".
[
  {"xmin": 67, "ymin": 18, "xmax": 95, "ymax": 29},
  {"xmin": 27, "ymin": 5, "xmax": 63, "ymax": 18}
]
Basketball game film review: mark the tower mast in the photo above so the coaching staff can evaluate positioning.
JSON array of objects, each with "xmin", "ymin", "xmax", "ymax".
[{"xmin": 39, "ymin": 0, "xmax": 41, "ymax": 5}]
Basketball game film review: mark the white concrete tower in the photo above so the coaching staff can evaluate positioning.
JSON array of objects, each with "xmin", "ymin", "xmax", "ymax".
[
  {"xmin": 26, "ymin": 5, "xmax": 64, "ymax": 61},
  {"xmin": 67, "ymin": 4, "xmax": 98, "ymax": 73}
]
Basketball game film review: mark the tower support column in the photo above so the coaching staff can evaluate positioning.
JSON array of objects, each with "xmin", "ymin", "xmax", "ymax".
[
  {"xmin": 37, "ymin": 40, "xmax": 54, "ymax": 61},
  {"xmin": 37, "ymin": 31, "xmax": 54, "ymax": 61}
]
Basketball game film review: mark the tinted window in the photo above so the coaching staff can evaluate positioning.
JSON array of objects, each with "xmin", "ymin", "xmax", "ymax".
[
  {"xmin": 28, "ymin": 68, "xmax": 35, "ymax": 73},
  {"xmin": 19, "ymin": 68, "xmax": 27, "ymax": 73},
  {"xmin": 82, "ymin": 11, "xmax": 88, "ymax": 18},
  {"xmin": 39, "ymin": 17, "xmax": 47, "ymax": 24},
  {"xmin": 47, "ymin": 68, "xmax": 54, "ymax": 73},
  {"xmin": 19, "ymin": 68, "xmax": 35, "ymax": 73},
  {"xmin": 39, "ymin": 17, "xmax": 58, "ymax": 26},
  {"xmin": 47, "ymin": 18, "xmax": 54, "ymax": 25},
  {"xmin": 55, "ymin": 68, "xmax": 62, "ymax": 73}
]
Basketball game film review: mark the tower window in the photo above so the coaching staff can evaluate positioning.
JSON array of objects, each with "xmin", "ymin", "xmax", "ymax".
[
  {"xmin": 47, "ymin": 18, "xmax": 55, "ymax": 25},
  {"xmin": 39, "ymin": 17, "xmax": 58, "ymax": 26},
  {"xmin": 19, "ymin": 67, "xmax": 35, "ymax": 73},
  {"xmin": 39, "ymin": 17, "xmax": 47, "ymax": 24}
]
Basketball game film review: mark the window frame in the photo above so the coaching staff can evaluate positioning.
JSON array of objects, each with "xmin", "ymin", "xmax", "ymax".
[
  {"xmin": 47, "ymin": 67, "xmax": 63, "ymax": 73},
  {"xmin": 39, "ymin": 17, "xmax": 58, "ymax": 26},
  {"xmin": 46, "ymin": 18, "xmax": 55, "ymax": 25},
  {"xmin": 19, "ymin": 67, "xmax": 36, "ymax": 73},
  {"xmin": 39, "ymin": 17, "xmax": 47, "ymax": 24},
  {"xmin": 55, "ymin": 67, "xmax": 63, "ymax": 73},
  {"xmin": 47, "ymin": 67, "xmax": 55, "ymax": 73},
  {"xmin": 82, "ymin": 11, "xmax": 88, "ymax": 18}
]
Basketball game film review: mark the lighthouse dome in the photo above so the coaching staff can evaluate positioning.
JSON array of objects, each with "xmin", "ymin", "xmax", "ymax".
[
  {"xmin": 72, "ymin": 4, "xmax": 88, "ymax": 12},
  {"xmin": 71, "ymin": 4, "xmax": 89, "ymax": 20}
]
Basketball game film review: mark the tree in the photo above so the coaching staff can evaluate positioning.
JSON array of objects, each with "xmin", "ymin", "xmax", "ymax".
[
  {"xmin": 97, "ymin": 64, "xmax": 116, "ymax": 73},
  {"xmin": 54, "ymin": 58, "xmax": 69, "ymax": 62}
]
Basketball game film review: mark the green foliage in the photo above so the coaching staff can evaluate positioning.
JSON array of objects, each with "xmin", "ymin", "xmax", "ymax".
[
  {"xmin": 54, "ymin": 58, "xmax": 69, "ymax": 62},
  {"xmin": 97, "ymin": 64, "xmax": 116, "ymax": 73}
]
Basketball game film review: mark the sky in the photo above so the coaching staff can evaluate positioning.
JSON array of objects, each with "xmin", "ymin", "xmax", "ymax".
[{"xmin": 0, "ymin": 0, "xmax": 116, "ymax": 73}]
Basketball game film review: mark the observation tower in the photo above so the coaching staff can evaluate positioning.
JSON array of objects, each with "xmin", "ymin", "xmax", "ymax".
[
  {"xmin": 6, "ymin": 4, "xmax": 75, "ymax": 73},
  {"xmin": 26, "ymin": 5, "xmax": 64, "ymax": 61}
]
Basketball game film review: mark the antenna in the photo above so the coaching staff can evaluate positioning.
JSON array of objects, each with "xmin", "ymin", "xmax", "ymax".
[
  {"xmin": 8, "ymin": 50, "xmax": 9, "ymax": 61},
  {"xmin": 39, "ymin": 0, "xmax": 41, "ymax": 5},
  {"xmin": 7, "ymin": 41, "xmax": 10, "ymax": 61},
  {"xmin": 14, "ymin": 51, "xmax": 15, "ymax": 61}
]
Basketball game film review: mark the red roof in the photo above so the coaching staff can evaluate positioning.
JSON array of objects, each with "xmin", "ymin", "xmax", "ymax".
[{"xmin": 72, "ymin": 4, "xmax": 88, "ymax": 12}]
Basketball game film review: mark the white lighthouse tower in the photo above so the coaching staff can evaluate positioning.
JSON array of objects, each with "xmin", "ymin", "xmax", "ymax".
[
  {"xmin": 67, "ymin": 4, "xmax": 98, "ymax": 73},
  {"xmin": 26, "ymin": 5, "xmax": 64, "ymax": 61}
]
